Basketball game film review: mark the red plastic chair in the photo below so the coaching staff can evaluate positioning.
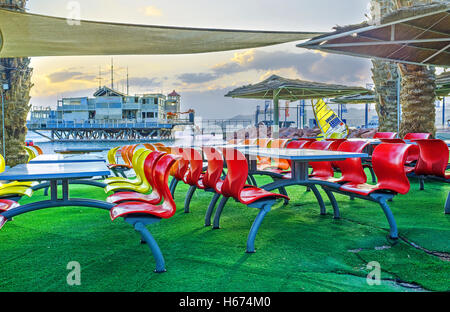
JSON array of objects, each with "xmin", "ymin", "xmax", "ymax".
[
  {"xmin": 324, "ymin": 143, "xmax": 414, "ymax": 239},
  {"xmin": 311, "ymin": 140, "xmax": 369, "ymax": 184},
  {"xmin": 373, "ymin": 132, "xmax": 397, "ymax": 139},
  {"xmin": 212, "ymin": 148, "xmax": 289, "ymax": 253},
  {"xmin": 413, "ymin": 139, "xmax": 450, "ymax": 190},
  {"xmin": 0, "ymin": 199, "xmax": 20, "ymax": 213},
  {"xmin": 258, "ymin": 139, "xmax": 291, "ymax": 172},
  {"xmin": 110, "ymin": 153, "xmax": 180, "ymax": 273},
  {"xmin": 308, "ymin": 141, "xmax": 336, "ymax": 179},
  {"xmin": 180, "ymin": 148, "xmax": 205, "ymax": 213},
  {"xmin": 106, "ymin": 151, "xmax": 166, "ymax": 204},
  {"xmin": 168, "ymin": 148, "xmax": 190, "ymax": 197},
  {"xmin": 404, "ymin": 133, "xmax": 432, "ymax": 141}
]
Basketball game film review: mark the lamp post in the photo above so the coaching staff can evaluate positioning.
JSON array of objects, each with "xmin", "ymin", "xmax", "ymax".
[{"xmin": 1, "ymin": 83, "xmax": 8, "ymax": 159}]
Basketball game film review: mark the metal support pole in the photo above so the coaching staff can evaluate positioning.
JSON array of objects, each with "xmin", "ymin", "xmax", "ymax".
[
  {"xmin": 443, "ymin": 97, "xmax": 446, "ymax": 128},
  {"xmin": 365, "ymin": 103, "xmax": 369, "ymax": 128},
  {"xmin": 273, "ymin": 90, "xmax": 280, "ymax": 138},
  {"xmin": 1, "ymin": 90, "xmax": 5, "ymax": 158},
  {"xmin": 397, "ymin": 76, "xmax": 401, "ymax": 137}
]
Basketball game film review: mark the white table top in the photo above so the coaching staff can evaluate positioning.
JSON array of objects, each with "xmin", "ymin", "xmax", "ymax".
[
  {"xmin": 0, "ymin": 162, "xmax": 110, "ymax": 181},
  {"xmin": 237, "ymin": 147, "xmax": 368, "ymax": 161},
  {"xmin": 30, "ymin": 154, "xmax": 105, "ymax": 164}
]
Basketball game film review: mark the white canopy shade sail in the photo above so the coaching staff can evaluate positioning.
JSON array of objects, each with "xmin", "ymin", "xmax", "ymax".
[{"xmin": 0, "ymin": 9, "xmax": 322, "ymax": 57}]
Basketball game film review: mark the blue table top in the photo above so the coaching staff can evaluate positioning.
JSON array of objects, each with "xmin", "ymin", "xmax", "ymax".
[
  {"xmin": 238, "ymin": 147, "xmax": 368, "ymax": 161},
  {"xmin": 0, "ymin": 162, "xmax": 110, "ymax": 181},
  {"xmin": 30, "ymin": 154, "xmax": 105, "ymax": 164}
]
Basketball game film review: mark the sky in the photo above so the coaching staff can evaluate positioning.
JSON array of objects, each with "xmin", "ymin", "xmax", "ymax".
[{"xmin": 27, "ymin": 0, "xmax": 374, "ymax": 118}]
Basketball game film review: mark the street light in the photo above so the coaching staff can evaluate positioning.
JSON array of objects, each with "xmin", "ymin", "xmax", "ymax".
[{"xmin": 1, "ymin": 83, "xmax": 8, "ymax": 159}]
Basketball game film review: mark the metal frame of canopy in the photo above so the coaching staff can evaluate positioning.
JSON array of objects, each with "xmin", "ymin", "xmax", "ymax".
[
  {"xmin": 225, "ymin": 75, "xmax": 371, "ymax": 136},
  {"xmin": 296, "ymin": 3, "xmax": 450, "ymax": 68}
]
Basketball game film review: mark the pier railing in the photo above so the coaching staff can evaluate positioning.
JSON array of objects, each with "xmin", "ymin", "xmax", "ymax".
[{"xmin": 27, "ymin": 119, "xmax": 192, "ymax": 130}]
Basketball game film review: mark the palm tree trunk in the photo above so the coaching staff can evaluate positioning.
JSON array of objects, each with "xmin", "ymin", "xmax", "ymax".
[
  {"xmin": 371, "ymin": 60, "xmax": 400, "ymax": 132},
  {"xmin": 0, "ymin": 0, "xmax": 32, "ymax": 167},
  {"xmin": 398, "ymin": 64, "xmax": 436, "ymax": 137}
]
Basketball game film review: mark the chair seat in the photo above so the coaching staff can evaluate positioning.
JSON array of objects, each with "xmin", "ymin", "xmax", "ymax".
[
  {"xmin": 404, "ymin": 166, "xmax": 415, "ymax": 174},
  {"xmin": 0, "ymin": 186, "xmax": 33, "ymax": 198},
  {"xmin": 0, "ymin": 215, "xmax": 6, "ymax": 229},
  {"xmin": 108, "ymin": 164, "xmax": 132, "ymax": 169},
  {"xmin": 310, "ymin": 176, "xmax": 346, "ymax": 184},
  {"xmin": 0, "ymin": 199, "xmax": 19, "ymax": 212},
  {"xmin": 258, "ymin": 167, "xmax": 289, "ymax": 175},
  {"xmin": 110, "ymin": 201, "xmax": 173, "ymax": 220},
  {"xmin": 214, "ymin": 180, "xmax": 223, "ymax": 193},
  {"xmin": 197, "ymin": 178, "xmax": 205, "ymax": 189},
  {"xmin": 104, "ymin": 182, "xmax": 149, "ymax": 194},
  {"xmin": 0, "ymin": 181, "xmax": 38, "ymax": 188},
  {"xmin": 239, "ymin": 187, "xmax": 289, "ymax": 205},
  {"xmin": 107, "ymin": 191, "xmax": 161, "ymax": 205},
  {"xmin": 339, "ymin": 183, "xmax": 386, "ymax": 196}
]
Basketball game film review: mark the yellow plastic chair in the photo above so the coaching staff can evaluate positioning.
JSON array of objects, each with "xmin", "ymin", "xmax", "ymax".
[
  {"xmin": 0, "ymin": 154, "xmax": 35, "ymax": 197},
  {"xmin": 104, "ymin": 149, "xmax": 147, "ymax": 185},
  {"xmin": 104, "ymin": 150, "xmax": 152, "ymax": 194},
  {"xmin": 107, "ymin": 146, "xmax": 121, "ymax": 166},
  {"xmin": 24, "ymin": 146, "xmax": 37, "ymax": 162}
]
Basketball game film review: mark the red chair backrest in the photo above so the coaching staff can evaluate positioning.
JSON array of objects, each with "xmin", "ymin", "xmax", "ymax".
[
  {"xmin": 170, "ymin": 147, "xmax": 190, "ymax": 180},
  {"xmin": 334, "ymin": 141, "xmax": 370, "ymax": 184},
  {"xmin": 220, "ymin": 148, "xmax": 248, "ymax": 200},
  {"xmin": 202, "ymin": 147, "xmax": 224, "ymax": 189},
  {"xmin": 373, "ymin": 132, "xmax": 397, "ymax": 139},
  {"xmin": 182, "ymin": 148, "xmax": 203, "ymax": 186},
  {"xmin": 119, "ymin": 145, "xmax": 130, "ymax": 164},
  {"xmin": 379, "ymin": 138, "xmax": 405, "ymax": 144},
  {"xmin": 326, "ymin": 139, "xmax": 346, "ymax": 151},
  {"xmin": 308, "ymin": 141, "xmax": 335, "ymax": 177},
  {"xmin": 372, "ymin": 143, "xmax": 414, "ymax": 195},
  {"xmin": 143, "ymin": 143, "xmax": 156, "ymax": 151},
  {"xmin": 414, "ymin": 139, "xmax": 449, "ymax": 178},
  {"xmin": 143, "ymin": 151, "xmax": 166, "ymax": 193},
  {"xmin": 127, "ymin": 144, "xmax": 139, "ymax": 166},
  {"xmin": 286, "ymin": 140, "xmax": 312, "ymax": 149},
  {"xmin": 270, "ymin": 139, "xmax": 289, "ymax": 148},
  {"xmin": 403, "ymin": 133, "xmax": 432, "ymax": 141},
  {"xmin": 151, "ymin": 154, "xmax": 180, "ymax": 219}
]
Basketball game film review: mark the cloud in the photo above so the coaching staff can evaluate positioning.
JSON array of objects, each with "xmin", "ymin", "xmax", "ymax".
[
  {"xmin": 177, "ymin": 73, "xmax": 218, "ymax": 84},
  {"xmin": 47, "ymin": 71, "xmax": 96, "ymax": 83},
  {"xmin": 175, "ymin": 49, "xmax": 371, "ymax": 90},
  {"xmin": 117, "ymin": 77, "xmax": 162, "ymax": 88},
  {"xmin": 142, "ymin": 6, "xmax": 163, "ymax": 17}
]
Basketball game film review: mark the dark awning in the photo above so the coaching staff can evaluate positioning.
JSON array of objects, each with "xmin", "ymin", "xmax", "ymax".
[{"xmin": 297, "ymin": 3, "xmax": 450, "ymax": 67}]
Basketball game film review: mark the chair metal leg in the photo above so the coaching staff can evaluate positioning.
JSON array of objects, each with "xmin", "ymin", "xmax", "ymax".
[
  {"xmin": 309, "ymin": 184, "xmax": 326, "ymax": 215},
  {"xmin": 44, "ymin": 186, "xmax": 49, "ymax": 196},
  {"xmin": 378, "ymin": 198, "xmax": 398, "ymax": 239},
  {"xmin": 368, "ymin": 166, "xmax": 376, "ymax": 183},
  {"xmin": 246, "ymin": 203, "xmax": 272, "ymax": 253},
  {"xmin": 184, "ymin": 185, "xmax": 197, "ymax": 213},
  {"xmin": 249, "ymin": 174, "xmax": 258, "ymax": 187},
  {"xmin": 134, "ymin": 222, "xmax": 166, "ymax": 273},
  {"xmin": 445, "ymin": 191, "xmax": 450, "ymax": 214},
  {"xmin": 205, "ymin": 193, "xmax": 220, "ymax": 227},
  {"xmin": 169, "ymin": 178, "xmax": 179, "ymax": 198},
  {"xmin": 419, "ymin": 177, "xmax": 425, "ymax": 191},
  {"xmin": 323, "ymin": 187, "xmax": 340, "ymax": 219},
  {"xmin": 213, "ymin": 196, "xmax": 229, "ymax": 229}
]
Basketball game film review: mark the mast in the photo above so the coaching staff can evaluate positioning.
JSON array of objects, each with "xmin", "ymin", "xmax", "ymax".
[
  {"xmin": 127, "ymin": 66, "xmax": 129, "ymax": 95},
  {"xmin": 111, "ymin": 58, "xmax": 114, "ymax": 90}
]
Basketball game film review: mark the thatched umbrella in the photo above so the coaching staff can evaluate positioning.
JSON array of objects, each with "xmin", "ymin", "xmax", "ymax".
[{"xmin": 225, "ymin": 74, "xmax": 371, "ymax": 136}]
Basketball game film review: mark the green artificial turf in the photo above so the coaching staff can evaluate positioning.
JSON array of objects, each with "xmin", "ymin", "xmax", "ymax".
[{"xmin": 0, "ymin": 172, "xmax": 449, "ymax": 292}]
